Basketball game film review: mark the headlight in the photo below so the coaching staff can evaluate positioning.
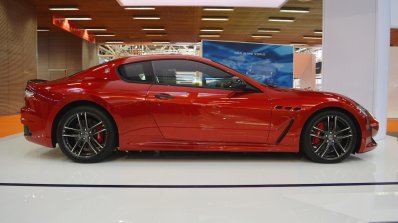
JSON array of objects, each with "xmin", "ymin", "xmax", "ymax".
[{"xmin": 25, "ymin": 89, "xmax": 34, "ymax": 98}]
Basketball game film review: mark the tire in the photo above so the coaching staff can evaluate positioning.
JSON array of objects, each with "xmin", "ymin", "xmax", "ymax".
[
  {"xmin": 301, "ymin": 110, "xmax": 358, "ymax": 163},
  {"xmin": 56, "ymin": 106, "xmax": 117, "ymax": 163}
]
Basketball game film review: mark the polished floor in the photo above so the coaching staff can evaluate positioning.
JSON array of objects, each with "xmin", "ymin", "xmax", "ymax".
[{"xmin": 0, "ymin": 134, "xmax": 397, "ymax": 223}]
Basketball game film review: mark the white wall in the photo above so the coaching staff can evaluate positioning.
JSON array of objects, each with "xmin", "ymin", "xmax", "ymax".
[
  {"xmin": 322, "ymin": 0, "xmax": 390, "ymax": 140},
  {"xmin": 388, "ymin": 47, "xmax": 398, "ymax": 118},
  {"xmin": 391, "ymin": 0, "xmax": 398, "ymax": 28}
]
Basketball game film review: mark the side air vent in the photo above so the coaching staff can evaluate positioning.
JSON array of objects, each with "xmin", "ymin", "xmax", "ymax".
[{"xmin": 275, "ymin": 105, "xmax": 302, "ymax": 111}]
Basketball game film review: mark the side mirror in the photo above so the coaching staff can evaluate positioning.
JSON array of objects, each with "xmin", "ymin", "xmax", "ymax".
[{"xmin": 230, "ymin": 77, "xmax": 247, "ymax": 90}]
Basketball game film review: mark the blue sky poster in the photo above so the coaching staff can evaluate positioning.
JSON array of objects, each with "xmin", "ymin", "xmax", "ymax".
[{"xmin": 202, "ymin": 40, "xmax": 293, "ymax": 88}]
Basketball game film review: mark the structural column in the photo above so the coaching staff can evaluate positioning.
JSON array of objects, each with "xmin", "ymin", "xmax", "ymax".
[{"xmin": 322, "ymin": 0, "xmax": 390, "ymax": 140}]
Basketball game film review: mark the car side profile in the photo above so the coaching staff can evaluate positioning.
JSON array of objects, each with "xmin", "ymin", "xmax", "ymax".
[{"xmin": 21, "ymin": 55, "xmax": 379, "ymax": 163}]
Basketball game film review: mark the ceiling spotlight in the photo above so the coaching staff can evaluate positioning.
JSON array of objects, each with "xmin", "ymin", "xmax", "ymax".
[
  {"xmin": 252, "ymin": 34, "xmax": 272, "ymax": 38},
  {"xmin": 201, "ymin": 17, "xmax": 229, "ymax": 21},
  {"xmin": 37, "ymin": 28, "xmax": 50, "ymax": 32},
  {"xmin": 95, "ymin": 34, "xmax": 115, "ymax": 37},
  {"xmin": 142, "ymin": 27, "xmax": 165, "ymax": 31},
  {"xmin": 105, "ymin": 41, "xmax": 124, "ymax": 44},
  {"xmin": 133, "ymin": 16, "xmax": 160, "ymax": 20},
  {"xmin": 85, "ymin": 28, "xmax": 107, "ymax": 31},
  {"xmin": 280, "ymin": 7, "xmax": 310, "ymax": 13},
  {"xmin": 314, "ymin": 29, "xmax": 323, "ymax": 34},
  {"xmin": 303, "ymin": 35, "xmax": 322, "ymax": 40},
  {"xmin": 65, "ymin": 17, "xmax": 92, "ymax": 21},
  {"xmin": 124, "ymin": 7, "xmax": 155, "ymax": 10},
  {"xmin": 203, "ymin": 7, "xmax": 234, "ymax": 11},
  {"xmin": 49, "ymin": 6, "xmax": 79, "ymax": 11},
  {"xmin": 200, "ymin": 34, "xmax": 220, "ymax": 37},
  {"xmin": 258, "ymin": 28, "xmax": 280, "ymax": 33},
  {"xmin": 200, "ymin": 28, "xmax": 223, "ymax": 32},
  {"xmin": 268, "ymin": 17, "xmax": 295, "ymax": 22}
]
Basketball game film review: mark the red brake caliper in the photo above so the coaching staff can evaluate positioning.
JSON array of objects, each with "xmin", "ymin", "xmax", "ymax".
[
  {"xmin": 312, "ymin": 122, "xmax": 325, "ymax": 145},
  {"xmin": 96, "ymin": 125, "xmax": 104, "ymax": 144}
]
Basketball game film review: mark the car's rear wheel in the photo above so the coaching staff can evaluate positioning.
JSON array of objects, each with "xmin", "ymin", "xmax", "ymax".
[
  {"xmin": 301, "ymin": 110, "xmax": 358, "ymax": 163},
  {"xmin": 56, "ymin": 106, "xmax": 117, "ymax": 163}
]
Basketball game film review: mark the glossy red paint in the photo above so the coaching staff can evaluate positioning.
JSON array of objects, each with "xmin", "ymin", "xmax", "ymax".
[{"xmin": 21, "ymin": 55, "xmax": 378, "ymax": 154}]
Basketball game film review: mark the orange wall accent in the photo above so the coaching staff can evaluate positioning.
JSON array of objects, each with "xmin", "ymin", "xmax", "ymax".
[
  {"xmin": 387, "ymin": 119, "xmax": 398, "ymax": 132},
  {"xmin": 0, "ymin": 115, "xmax": 23, "ymax": 137}
]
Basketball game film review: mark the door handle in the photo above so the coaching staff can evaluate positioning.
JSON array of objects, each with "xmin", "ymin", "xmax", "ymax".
[{"xmin": 154, "ymin": 93, "xmax": 174, "ymax": 100}]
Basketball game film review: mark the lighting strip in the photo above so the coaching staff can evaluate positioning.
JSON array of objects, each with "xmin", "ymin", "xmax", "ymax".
[
  {"xmin": 124, "ymin": 7, "xmax": 155, "ymax": 10},
  {"xmin": 268, "ymin": 17, "xmax": 295, "ymax": 22},
  {"xmin": 314, "ymin": 30, "xmax": 323, "ymax": 34},
  {"xmin": 133, "ymin": 16, "xmax": 160, "ymax": 20},
  {"xmin": 251, "ymin": 34, "xmax": 272, "ymax": 38},
  {"xmin": 201, "ymin": 17, "xmax": 229, "ymax": 21},
  {"xmin": 142, "ymin": 27, "xmax": 165, "ymax": 31},
  {"xmin": 280, "ymin": 7, "xmax": 310, "ymax": 13},
  {"xmin": 65, "ymin": 17, "xmax": 92, "ymax": 20},
  {"xmin": 85, "ymin": 28, "xmax": 107, "ymax": 31},
  {"xmin": 37, "ymin": 28, "xmax": 50, "ymax": 32},
  {"xmin": 49, "ymin": 7, "xmax": 79, "ymax": 11},
  {"xmin": 258, "ymin": 28, "xmax": 280, "ymax": 33},
  {"xmin": 105, "ymin": 41, "xmax": 124, "ymax": 44},
  {"xmin": 200, "ymin": 34, "xmax": 220, "ymax": 37},
  {"xmin": 200, "ymin": 28, "xmax": 223, "ymax": 32},
  {"xmin": 152, "ymin": 41, "xmax": 170, "ymax": 44},
  {"xmin": 303, "ymin": 36, "xmax": 322, "ymax": 40},
  {"xmin": 203, "ymin": 7, "xmax": 234, "ymax": 11},
  {"xmin": 146, "ymin": 33, "xmax": 166, "ymax": 37},
  {"xmin": 95, "ymin": 34, "xmax": 115, "ymax": 37}
]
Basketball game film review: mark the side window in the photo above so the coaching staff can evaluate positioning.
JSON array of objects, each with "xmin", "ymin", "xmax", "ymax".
[
  {"xmin": 118, "ymin": 62, "xmax": 153, "ymax": 83},
  {"xmin": 152, "ymin": 60, "xmax": 236, "ymax": 89}
]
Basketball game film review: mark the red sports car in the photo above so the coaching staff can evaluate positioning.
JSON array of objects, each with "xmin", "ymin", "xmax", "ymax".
[{"xmin": 21, "ymin": 55, "xmax": 379, "ymax": 163}]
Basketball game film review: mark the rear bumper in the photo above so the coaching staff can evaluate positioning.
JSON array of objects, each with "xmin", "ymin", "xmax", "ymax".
[{"xmin": 21, "ymin": 106, "xmax": 53, "ymax": 148}]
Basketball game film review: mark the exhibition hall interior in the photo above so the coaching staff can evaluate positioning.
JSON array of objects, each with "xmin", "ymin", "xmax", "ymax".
[{"xmin": 0, "ymin": 0, "xmax": 398, "ymax": 222}]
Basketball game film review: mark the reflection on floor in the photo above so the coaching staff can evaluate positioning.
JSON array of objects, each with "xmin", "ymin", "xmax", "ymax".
[{"xmin": 0, "ymin": 134, "xmax": 397, "ymax": 222}]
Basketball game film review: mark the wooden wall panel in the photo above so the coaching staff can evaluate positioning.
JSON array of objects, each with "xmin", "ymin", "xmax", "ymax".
[
  {"xmin": 0, "ymin": 0, "xmax": 37, "ymax": 115},
  {"xmin": 38, "ymin": 31, "xmax": 83, "ymax": 80}
]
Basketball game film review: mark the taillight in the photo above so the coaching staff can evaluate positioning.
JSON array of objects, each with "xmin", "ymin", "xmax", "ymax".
[{"xmin": 25, "ymin": 89, "xmax": 35, "ymax": 98}]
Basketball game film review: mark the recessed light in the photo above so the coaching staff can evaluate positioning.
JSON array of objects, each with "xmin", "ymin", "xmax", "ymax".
[
  {"xmin": 252, "ymin": 34, "xmax": 272, "ymax": 38},
  {"xmin": 105, "ymin": 41, "xmax": 124, "ymax": 44},
  {"xmin": 37, "ymin": 28, "xmax": 50, "ymax": 32},
  {"xmin": 142, "ymin": 27, "xmax": 165, "ymax": 31},
  {"xmin": 65, "ymin": 17, "xmax": 92, "ymax": 21},
  {"xmin": 152, "ymin": 41, "xmax": 170, "ymax": 44},
  {"xmin": 200, "ymin": 34, "xmax": 220, "ymax": 37},
  {"xmin": 258, "ymin": 28, "xmax": 280, "ymax": 33},
  {"xmin": 268, "ymin": 17, "xmax": 295, "ymax": 22},
  {"xmin": 201, "ymin": 17, "xmax": 229, "ymax": 21},
  {"xmin": 200, "ymin": 28, "xmax": 223, "ymax": 32},
  {"xmin": 85, "ymin": 28, "xmax": 107, "ymax": 31},
  {"xmin": 146, "ymin": 33, "xmax": 167, "ymax": 37},
  {"xmin": 95, "ymin": 34, "xmax": 115, "ymax": 37},
  {"xmin": 124, "ymin": 7, "xmax": 155, "ymax": 10},
  {"xmin": 280, "ymin": 7, "xmax": 310, "ymax": 13},
  {"xmin": 314, "ymin": 29, "xmax": 323, "ymax": 34},
  {"xmin": 203, "ymin": 7, "xmax": 234, "ymax": 11},
  {"xmin": 303, "ymin": 35, "xmax": 322, "ymax": 40},
  {"xmin": 133, "ymin": 16, "xmax": 160, "ymax": 20},
  {"xmin": 49, "ymin": 6, "xmax": 79, "ymax": 11},
  {"xmin": 117, "ymin": 0, "xmax": 286, "ymax": 8}
]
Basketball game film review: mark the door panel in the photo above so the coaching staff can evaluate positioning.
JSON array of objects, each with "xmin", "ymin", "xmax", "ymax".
[{"xmin": 147, "ymin": 85, "xmax": 272, "ymax": 143}]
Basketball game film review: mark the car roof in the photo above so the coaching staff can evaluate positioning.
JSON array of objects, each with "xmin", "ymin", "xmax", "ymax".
[{"xmin": 121, "ymin": 54, "xmax": 212, "ymax": 64}]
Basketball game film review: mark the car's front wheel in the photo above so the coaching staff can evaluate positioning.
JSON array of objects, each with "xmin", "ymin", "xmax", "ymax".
[
  {"xmin": 301, "ymin": 110, "xmax": 358, "ymax": 163},
  {"xmin": 56, "ymin": 106, "xmax": 117, "ymax": 163}
]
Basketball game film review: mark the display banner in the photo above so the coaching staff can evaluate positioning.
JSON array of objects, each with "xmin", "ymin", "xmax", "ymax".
[
  {"xmin": 202, "ymin": 40, "xmax": 293, "ymax": 88},
  {"xmin": 53, "ymin": 15, "xmax": 96, "ymax": 43}
]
